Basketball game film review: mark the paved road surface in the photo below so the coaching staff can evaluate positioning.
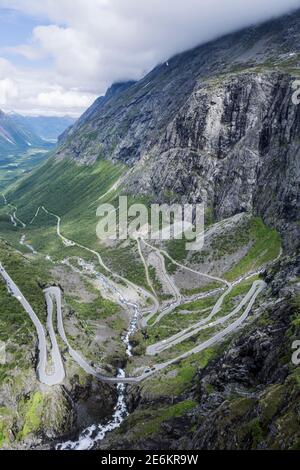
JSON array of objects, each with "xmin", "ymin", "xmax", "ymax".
[
  {"xmin": 147, "ymin": 281, "xmax": 262, "ymax": 356},
  {"xmin": 0, "ymin": 264, "xmax": 65, "ymax": 385}
]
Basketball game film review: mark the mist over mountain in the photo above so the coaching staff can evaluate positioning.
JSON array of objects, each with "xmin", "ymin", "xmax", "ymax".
[{"xmin": 0, "ymin": 0, "xmax": 299, "ymax": 117}]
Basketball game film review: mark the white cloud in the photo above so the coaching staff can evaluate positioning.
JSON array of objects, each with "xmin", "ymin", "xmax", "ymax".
[
  {"xmin": 0, "ymin": 58, "xmax": 19, "ymax": 105},
  {"xmin": 36, "ymin": 87, "xmax": 96, "ymax": 109},
  {"xmin": 0, "ymin": 0, "xmax": 299, "ymax": 115},
  {"xmin": 33, "ymin": 25, "xmax": 101, "ymax": 85},
  {"xmin": 0, "ymin": 78, "xmax": 18, "ymax": 105},
  {"xmin": 0, "ymin": 57, "xmax": 97, "ymax": 116},
  {"xmin": 0, "ymin": 57, "xmax": 13, "ymax": 74},
  {"xmin": 8, "ymin": 43, "xmax": 45, "ymax": 61}
]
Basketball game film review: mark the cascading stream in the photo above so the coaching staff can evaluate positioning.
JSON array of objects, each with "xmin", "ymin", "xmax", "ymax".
[
  {"xmin": 56, "ymin": 261, "xmax": 141, "ymax": 451},
  {"xmin": 56, "ymin": 369, "xmax": 129, "ymax": 451}
]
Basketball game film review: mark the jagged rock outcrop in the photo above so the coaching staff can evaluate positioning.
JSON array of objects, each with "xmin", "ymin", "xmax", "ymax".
[{"xmin": 127, "ymin": 71, "xmax": 300, "ymax": 252}]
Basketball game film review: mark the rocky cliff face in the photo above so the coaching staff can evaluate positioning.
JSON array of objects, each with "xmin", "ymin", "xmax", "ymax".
[
  {"xmin": 55, "ymin": 10, "xmax": 300, "ymax": 253},
  {"xmin": 127, "ymin": 71, "xmax": 300, "ymax": 253}
]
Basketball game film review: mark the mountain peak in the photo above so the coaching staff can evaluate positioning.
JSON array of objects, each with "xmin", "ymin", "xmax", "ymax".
[{"xmin": 105, "ymin": 81, "xmax": 136, "ymax": 99}]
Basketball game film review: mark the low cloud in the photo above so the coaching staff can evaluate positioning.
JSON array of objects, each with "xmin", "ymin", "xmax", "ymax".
[
  {"xmin": 36, "ymin": 88, "xmax": 97, "ymax": 110},
  {"xmin": 0, "ymin": 0, "xmax": 299, "ymax": 115}
]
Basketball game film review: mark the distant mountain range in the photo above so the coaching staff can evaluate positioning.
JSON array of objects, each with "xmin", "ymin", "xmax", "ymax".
[
  {"xmin": 0, "ymin": 109, "xmax": 76, "ymax": 156},
  {"xmin": 10, "ymin": 114, "xmax": 76, "ymax": 142},
  {"xmin": 0, "ymin": 109, "xmax": 45, "ymax": 154}
]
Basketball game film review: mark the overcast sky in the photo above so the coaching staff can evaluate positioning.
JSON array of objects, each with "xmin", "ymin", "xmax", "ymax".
[{"xmin": 0, "ymin": 0, "xmax": 299, "ymax": 116}]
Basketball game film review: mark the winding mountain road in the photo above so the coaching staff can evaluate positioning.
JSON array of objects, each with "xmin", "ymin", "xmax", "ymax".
[
  {"xmin": 36, "ymin": 281, "xmax": 266, "ymax": 384},
  {"xmin": 41, "ymin": 206, "xmax": 159, "ymax": 316},
  {"xmin": 146, "ymin": 281, "xmax": 262, "ymax": 356},
  {"xmin": 20, "ymin": 235, "xmax": 37, "ymax": 254},
  {"xmin": 1, "ymin": 203, "xmax": 269, "ymax": 386},
  {"xmin": 145, "ymin": 280, "xmax": 266, "ymax": 378},
  {"xmin": 0, "ymin": 264, "xmax": 65, "ymax": 386}
]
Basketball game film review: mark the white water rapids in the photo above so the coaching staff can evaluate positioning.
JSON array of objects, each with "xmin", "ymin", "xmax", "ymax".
[{"xmin": 56, "ymin": 369, "xmax": 129, "ymax": 451}]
